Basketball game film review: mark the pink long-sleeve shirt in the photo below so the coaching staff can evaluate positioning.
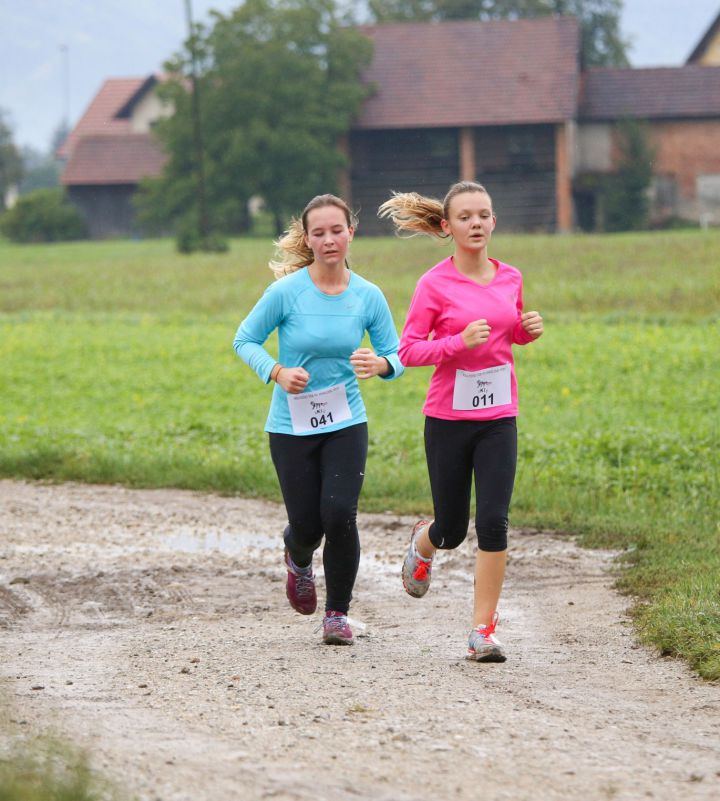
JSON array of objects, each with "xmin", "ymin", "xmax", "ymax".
[{"xmin": 399, "ymin": 256, "xmax": 535, "ymax": 421}]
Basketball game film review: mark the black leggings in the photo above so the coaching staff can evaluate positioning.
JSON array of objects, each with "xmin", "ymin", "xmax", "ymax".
[
  {"xmin": 268, "ymin": 423, "xmax": 368, "ymax": 614},
  {"xmin": 424, "ymin": 416, "xmax": 517, "ymax": 553}
]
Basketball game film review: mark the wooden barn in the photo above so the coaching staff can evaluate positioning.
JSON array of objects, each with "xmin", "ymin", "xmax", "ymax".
[{"xmin": 349, "ymin": 18, "xmax": 579, "ymax": 234}]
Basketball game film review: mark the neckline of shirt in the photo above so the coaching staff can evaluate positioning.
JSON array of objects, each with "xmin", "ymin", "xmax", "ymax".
[
  {"xmin": 303, "ymin": 267, "xmax": 355, "ymax": 300},
  {"xmin": 447, "ymin": 256, "xmax": 502, "ymax": 287}
]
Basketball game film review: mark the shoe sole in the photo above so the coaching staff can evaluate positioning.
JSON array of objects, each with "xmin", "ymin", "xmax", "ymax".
[
  {"xmin": 465, "ymin": 647, "xmax": 506, "ymax": 663},
  {"xmin": 323, "ymin": 635, "xmax": 353, "ymax": 646},
  {"xmin": 286, "ymin": 592, "xmax": 316, "ymax": 615},
  {"xmin": 401, "ymin": 572, "xmax": 429, "ymax": 598}
]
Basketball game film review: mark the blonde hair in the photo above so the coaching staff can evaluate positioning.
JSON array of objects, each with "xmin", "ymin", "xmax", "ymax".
[
  {"xmin": 269, "ymin": 194, "xmax": 357, "ymax": 278},
  {"xmin": 378, "ymin": 181, "xmax": 492, "ymax": 239}
]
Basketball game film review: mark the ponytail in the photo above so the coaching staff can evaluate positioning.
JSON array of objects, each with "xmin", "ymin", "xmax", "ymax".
[
  {"xmin": 269, "ymin": 218, "xmax": 312, "ymax": 279},
  {"xmin": 378, "ymin": 181, "xmax": 492, "ymax": 240},
  {"xmin": 377, "ymin": 192, "xmax": 448, "ymax": 239}
]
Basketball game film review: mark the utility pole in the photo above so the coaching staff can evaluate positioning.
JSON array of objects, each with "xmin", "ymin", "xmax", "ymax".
[
  {"xmin": 60, "ymin": 44, "xmax": 70, "ymax": 128},
  {"xmin": 184, "ymin": 0, "xmax": 210, "ymax": 244}
]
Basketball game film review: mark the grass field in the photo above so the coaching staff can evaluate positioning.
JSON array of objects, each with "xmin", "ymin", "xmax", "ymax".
[{"xmin": 1, "ymin": 230, "xmax": 718, "ymax": 679}]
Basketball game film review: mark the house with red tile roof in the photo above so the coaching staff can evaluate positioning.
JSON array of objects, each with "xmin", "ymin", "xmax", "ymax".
[
  {"xmin": 61, "ymin": 16, "xmax": 720, "ymax": 237},
  {"xmin": 59, "ymin": 76, "xmax": 170, "ymax": 238}
]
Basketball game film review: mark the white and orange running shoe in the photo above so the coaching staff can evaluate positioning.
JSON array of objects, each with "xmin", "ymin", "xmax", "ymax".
[
  {"xmin": 401, "ymin": 520, "xmax": 433, "ymax": 598},
  {"xmin": 466, "ymin": 612, "xmax": 506, "ymax": 663}
]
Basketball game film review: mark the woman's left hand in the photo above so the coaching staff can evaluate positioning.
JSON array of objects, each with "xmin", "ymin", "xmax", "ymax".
[
  {"xmin": 350, "ymin": 348, "xmax": 390, "ymax": 379},
  {"xmin": 522, "ymin": 311, "xmax": 544, "ymax": 339}
]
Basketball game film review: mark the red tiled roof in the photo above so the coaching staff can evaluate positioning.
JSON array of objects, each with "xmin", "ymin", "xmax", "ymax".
[
  {"xmin": 579, "ymin": 65, "xmax": 720, "ymax": 121},
  {"xmin": 353, "ymin": 17, "xmax": 580, "ymax": 129},
  {"xmin": 57, "ymin": 77, "xmax": 150, "ymax": 159},
  {"xmin": 61, "ymin": 134, "xmax": 167, "ymax": 185}
]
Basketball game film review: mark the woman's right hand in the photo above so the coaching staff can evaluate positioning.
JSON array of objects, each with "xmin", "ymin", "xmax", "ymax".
[
  {"xmin": 275, "ymin": 366, "xmax": 310, "ymax": 394},
  {"xmin": 461, "ymin": 319, "xmax": 491, "ymax": 349}
]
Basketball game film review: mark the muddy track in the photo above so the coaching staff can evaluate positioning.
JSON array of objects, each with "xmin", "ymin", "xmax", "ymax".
[{"xmin": 0, "ymin": 480, "xmax": 718, "ymax": 801}]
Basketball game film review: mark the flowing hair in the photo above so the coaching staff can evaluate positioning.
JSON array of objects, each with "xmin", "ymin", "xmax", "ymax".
[
  {"xmin": 378, "ymin": 181, "xmax": 492, "ymax": 239},
  {"xmin": 269, "ymin": 194, "xmax": 358, "ymax": 279}
]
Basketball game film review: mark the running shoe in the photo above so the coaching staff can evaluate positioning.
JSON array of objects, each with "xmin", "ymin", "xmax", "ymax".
[
  {"xmin": 284, "ymin": 549, "xmax": 317, "ymax": 615},
  {"xmin": 401, "ymin": 520, "xmax": 433, "ymax": 598},
  {"xmin": 466, "ymin": 612, "xmax": 506, "ymax": 662},
  {"xmin": 322, "ymin": 611, "xmax": 353, "ymax": 645}
]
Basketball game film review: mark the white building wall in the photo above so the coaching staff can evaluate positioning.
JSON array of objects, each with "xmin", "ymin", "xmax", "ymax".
[
  {"xmin": 575, "ymin": 124, "xmax": 612, "ymax": 173},
  {"xmin": 130, "ymin": 92, "xmax": 173, "ymax": 133}
]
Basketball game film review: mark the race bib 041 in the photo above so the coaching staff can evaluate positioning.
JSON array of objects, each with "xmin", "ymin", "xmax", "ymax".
[
  {"xmin": 287, "ymin": 383, "xmax": 352, "ymax": 434},
  {"xmin": 452, "ymin": 363, "xmax": 511, "ymax": 411}
]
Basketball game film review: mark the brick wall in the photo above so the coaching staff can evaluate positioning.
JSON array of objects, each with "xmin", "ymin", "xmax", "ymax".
[
  {"xmin": 645, "ymin": 120, "xmax": 720, "ymax": 198},
  {"xmin": 608, "ymin": 119, "xmax": 720, "ymax": 222}
]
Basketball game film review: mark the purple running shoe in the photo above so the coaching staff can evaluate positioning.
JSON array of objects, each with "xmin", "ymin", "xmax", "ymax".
[
  {"xmin": 284, "ymin": 549, "xmax": 317, "ymax": 615},
  {"xmin": 322, "ymin": 611, "xmax": 353, "ymax": 645}
]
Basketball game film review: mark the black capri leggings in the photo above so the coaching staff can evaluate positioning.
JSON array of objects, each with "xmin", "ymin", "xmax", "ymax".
[
  {"xmin": 424, "ymin": 416, "xmax": 517, "ymax": 553},
  {"xmin": 268, "ymin": 422, "xmax": 368, "ymax": 614}
]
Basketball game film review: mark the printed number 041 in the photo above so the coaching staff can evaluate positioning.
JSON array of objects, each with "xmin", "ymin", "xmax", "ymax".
[{"xmin": 310, "ymin": 412, "xmax": 334, "ymax": 428}]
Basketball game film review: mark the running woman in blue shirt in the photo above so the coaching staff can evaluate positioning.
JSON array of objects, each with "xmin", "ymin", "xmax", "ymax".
[{"xmin": 234, "ymin": 195, "xmax": 403, "ymax": 645}]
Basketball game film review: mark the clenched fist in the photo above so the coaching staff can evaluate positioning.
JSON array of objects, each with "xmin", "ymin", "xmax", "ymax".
[
  {"xmin": 462, "ymin": 319, "xmax": 491, "ymax": 349},
  {"xmin": 350, "ymin": 348, "xmax": 390, "ymax": 379},
  {"xmin": 521, "ymin": 311, "xmax": 544, "ymax": 339},
  {"xmin": 275, "ymin": 366, "xmax": 310, "ymax": 394}
]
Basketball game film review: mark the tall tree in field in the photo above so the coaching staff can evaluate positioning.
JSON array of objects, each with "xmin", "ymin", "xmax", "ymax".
[
  {"xmin": 0, "ymin": 109, "xmax": 23, "ymax": 211},
  {"xmin": 604, "ymin": 119, "xmax": 654, "ymax": 231},
  {"xmin": 367, "ymin": 0, "xmax": 629, "ymax": 66},
  {"xmin": 137, "ymin": 0, "xmax": 373, "ymax": 238}
]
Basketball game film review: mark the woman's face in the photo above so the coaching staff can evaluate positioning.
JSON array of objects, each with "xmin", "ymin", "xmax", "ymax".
[
  {"xmin": 441, "ymin": 191, "xmax": 496, "ymax": 251},
  {"xmin": 304, "ymin": 205, "xmax": 354, "ymax": 268}
]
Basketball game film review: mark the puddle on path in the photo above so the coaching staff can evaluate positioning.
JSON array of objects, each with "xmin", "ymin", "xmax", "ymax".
[{"xmin": 161, "ymin": 527, "xmax": 277, "ymax": 555}]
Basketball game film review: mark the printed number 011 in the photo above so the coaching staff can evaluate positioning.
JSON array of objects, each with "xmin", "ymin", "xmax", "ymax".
[{"xmin": 472, "ymin": 394, "xmax": 494, "ymax": 408}]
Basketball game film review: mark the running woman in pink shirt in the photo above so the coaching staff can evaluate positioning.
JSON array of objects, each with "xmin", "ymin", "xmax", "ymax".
[{"xmin": 379, "ymin": 181, "xmax": 543, "ymax": 662}]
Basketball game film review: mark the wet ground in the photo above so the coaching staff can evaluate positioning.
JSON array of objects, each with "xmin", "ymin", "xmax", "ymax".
[{"xmin": 1, "ymin": 480, "xmax": 718, "ymax": 800}]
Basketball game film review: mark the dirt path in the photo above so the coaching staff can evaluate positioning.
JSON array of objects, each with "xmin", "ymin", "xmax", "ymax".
[{"xmin": 0, "ymin": 479, "xmax": 718, "ymax": 801}]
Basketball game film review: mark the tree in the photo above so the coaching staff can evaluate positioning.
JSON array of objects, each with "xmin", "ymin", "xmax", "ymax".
[
  {"xmin": 19, "ymin": 146, "xmax": 61, "ymax": 194},
  {"xmin": 604, "ymin": 119, "xmax": 654, "ymax": 232},
  {"xmin": 50, "ymin": 120, "xmax": 71, "ymax": 156},
  {"xmin": 0, "ymin": 109, "xmax": 23, "ymax": 211},
  {"xmin": 136, "ymin": 0, "xmax": 373, "ymax": 241},
  {"xmin": 367, "ymin": 0, "xmax": 629, "ymax": 67},
  {"xmin": 0, "ymin": 188, "xmax": 86, "ymax": 243}
]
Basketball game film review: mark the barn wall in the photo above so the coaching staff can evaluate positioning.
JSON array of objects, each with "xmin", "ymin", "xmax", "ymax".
[
  {"xmin": 67, "ymin": 185, "xmax": 138, "ymax": 238},
  {"xmin": 473, "ymin": 124, "xmax": 557, "ymax": 232},
  {"xmin": 349, "ymin": 124, "xmax": 558, "ymax": 235},
  {"xmin": 349, "ymin": 128, "xmax": 460, "ymax": 235}
]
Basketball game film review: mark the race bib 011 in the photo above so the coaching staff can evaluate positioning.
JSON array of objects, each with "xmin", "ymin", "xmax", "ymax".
[
  {"xmin": 452, "ymin": 363, "xmax": 511, "ymax": 411},
  {"xmin": 287, "ymin": 383, "xmax": 352, "ymax": 434}
]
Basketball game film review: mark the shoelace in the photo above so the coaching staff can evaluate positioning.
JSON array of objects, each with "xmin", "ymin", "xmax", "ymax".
[
  {"xmin": 315, "ymin": 613, "xmax": 349, "ymax": 634},
  {"xmin": 473, "ymin": 611, "xmax": 499, "ymax": 638},
  {"xmin": 413, "ymin": 557, "xmax": 432, "ymax": 581},
  {"xmin": 294, "ymin": 572, "xmax": 315, "ymax": 599},
  {"xmin": 325, "ymin": 615, "xmax": 348, "ymax": 631}
]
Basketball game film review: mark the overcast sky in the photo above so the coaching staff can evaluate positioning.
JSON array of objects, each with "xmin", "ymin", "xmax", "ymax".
[{"xmin": 1, "ymin": 0, "xmax": 718, "ymax": 152}]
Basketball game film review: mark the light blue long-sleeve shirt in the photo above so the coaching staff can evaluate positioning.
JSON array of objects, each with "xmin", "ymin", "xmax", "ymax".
[{"xmin": 233, "ymin": 268, "xmax": 404, "ymax": 435}]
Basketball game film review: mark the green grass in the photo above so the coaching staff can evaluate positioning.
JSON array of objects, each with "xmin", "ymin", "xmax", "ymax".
[
  {"xmin": 1, "ymin": 231, "xmax": 719, "ymax": 679},
  {"xmin": 0, "ymin": 740, "xmax": 118, "ymax": 801}
]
